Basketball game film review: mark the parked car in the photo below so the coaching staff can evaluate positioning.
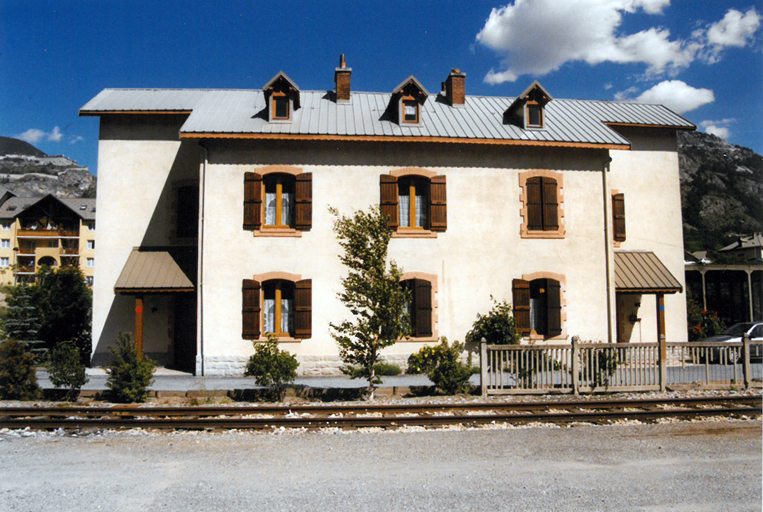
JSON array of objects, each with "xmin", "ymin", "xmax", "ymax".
[{"xmin": 699, "ymin": 322, "xmax": 763, "ymax": 363}]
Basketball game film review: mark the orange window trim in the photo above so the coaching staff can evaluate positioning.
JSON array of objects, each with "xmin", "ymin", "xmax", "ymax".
[{"xmin": 272, "ymin": 92, "xmax": 290, "ymax": 120}]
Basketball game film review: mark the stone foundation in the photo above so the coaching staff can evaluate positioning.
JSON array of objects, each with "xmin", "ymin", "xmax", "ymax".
[{"xmin": 199, "ymin": 353, "xmax": 415, "ymax": 377}]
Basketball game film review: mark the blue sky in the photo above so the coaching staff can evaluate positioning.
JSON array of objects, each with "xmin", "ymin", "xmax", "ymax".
[{"xmin": 1, "ymin": 0, "xmax": 761, "ymax": 175}]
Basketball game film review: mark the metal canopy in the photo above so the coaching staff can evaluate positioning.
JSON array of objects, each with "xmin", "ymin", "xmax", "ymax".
[
  {"xmin": 615, "ymin": 251, "xmax": 682, "ymax": 294},
  {"xmin": 115, "ymin": 249, "xmax": 194, "ymax": 293}
]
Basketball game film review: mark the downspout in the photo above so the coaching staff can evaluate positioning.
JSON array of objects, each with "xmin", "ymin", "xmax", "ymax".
[
  {"xmin": 197, "ymin": 141, "xmax": 208, "ymax": 375},
  {"xmin": 602, "ymin": 155, "xmax": 614, "ymax": 343}
]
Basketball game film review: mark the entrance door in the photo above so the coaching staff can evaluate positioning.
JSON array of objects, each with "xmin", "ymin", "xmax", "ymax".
[{"xmin": 173, "ymin": 293, "xmax": 197, "ymax": 373}]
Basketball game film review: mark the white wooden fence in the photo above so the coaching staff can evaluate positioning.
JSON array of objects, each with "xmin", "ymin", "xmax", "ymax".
[{"xmin": 480, "ymin": 334, "xmax": 762, "ymax": 396}]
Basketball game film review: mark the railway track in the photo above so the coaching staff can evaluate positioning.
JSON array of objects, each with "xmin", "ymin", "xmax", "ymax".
[{"xmin": 1, "ymin": 395, "xmax": 759, "ymax": 431}]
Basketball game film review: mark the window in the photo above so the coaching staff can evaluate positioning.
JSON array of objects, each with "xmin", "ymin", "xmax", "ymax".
[
  {"xmin": 264, "ymin": 175, "xmax": 295, "ymax": 228},
  {"xmin": 87, "ymin": 240, "xmax": 95, "ymax": 250},
  {"xmin": 612, "ymin": 193, "xmax": 626, "ymax": 242},
  {"xmin": 526, "ymin": 101, "xmax": 542, "ymax": 128},
  {"xmin": 402, "ymin": 97, "xmax": 418, "ymax": 123},
  {"xmin": 0, "ymin": 239, "xmax": 9, "ymax": 249},
  {"xmin": 520, "ymin": 171, "xmax": 564, "ymax": 238},
  {"xmin": 272, "ymin": 93, "xmax": 290, "ymax": 120},
  {"xmin": 243, "ymin": 171, "xmax": 312, "ymax": 232},
  {"xmin": 242, "ymin": 277, "xmax": 312, "ymax": 339},
  {"xmin": 88, "ymin": 221, "xmax": 96, "ymax": 231},
  {"xmin": 513, "ymin": 277, "xmax": 563, "ymax": 338},
  {"xmin": 86, "ymin": 276, "xmax": 94, "ymax": 286},
  {"xmin": 380, "ymin": 173, "xmax": 446, "ymax": 233},
  {"xmin": 1, "ymin": 222, "xmax": 11, "ymax": 230},
  {"xmin": 176, "ymin": 185, "xmax": 199, "ymax": 239},
  {"xmin": 86, "ymin": 258, "xmax": 94, "ymax": 268},
  {"xmin": 401, "ymin": 278, "xmax": 433, "ymax": 338},
  {"xmin": 0, "ymin": 257, "xmax": 8, "ymax": 268}
]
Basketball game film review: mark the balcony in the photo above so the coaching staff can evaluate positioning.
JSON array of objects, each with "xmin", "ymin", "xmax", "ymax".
[
  {"xmin": 61, "ymin": 247, "xmax": 79, "ymax": 255},
  {"xmin": 15, "ymin": 265, "xmax": 35, "ymax": 274},
  {"xmin": 16, "ymin": 228, "xmax": 80, "ymax": 238},
  {"xmin": 16, "ymin": 247, "xmax": 35, "ymax": 255}
]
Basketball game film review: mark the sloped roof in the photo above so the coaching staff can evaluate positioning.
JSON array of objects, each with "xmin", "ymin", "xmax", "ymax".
[
  {"xmin": 720, "ymin": 233, "xmax": 763, "ymax": 252},
  {"xmin": 0, "ymin": 195, "xmax": 96, "ymax": 220},
  {"xmin": 80, "ymin": 87, "xmax": 695, "ymax": 148},
  {"xmin": 59, "ymin": 198, "xmax": 97, "ymax": 220},
  {"xmin": 115, "ymin": 249, "xmax": 194, "ymax": 293},
  {"xmin": 615, "ymin": 251, "xmax": 682, "ymax": 294}
]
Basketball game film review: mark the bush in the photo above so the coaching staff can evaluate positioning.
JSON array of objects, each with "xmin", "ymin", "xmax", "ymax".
[
  {"xmin": 465, "ymin": 298, "xmax": 521, "ymax": 346},
  {"xmin": 0, "ymin": 339, "xmax": 40, "ymax": 400},
  {"xmin": 410, "ymin": 338, "xmax": 473, "ymax": 395},
  {"xmin": 244, "ymin": 335, "xmax": 299, "ymax": 401},
  {"xmin": 687, "ymin": 300, "xmax": 725, "ymax": 341},
  {"xmin": 48, "ymin": 341, "xmax": 89, "ymax": 401},
  {"xmin": 374, "ymin": 361, "xmax": 402, "ymax": 376},
  {"xmin": 106, "ymin": 333, "xmax": 156, "ymax": 403},
  {"xmin": 406, "ymin": 344, "xmax": 439, "ymax": 374}
]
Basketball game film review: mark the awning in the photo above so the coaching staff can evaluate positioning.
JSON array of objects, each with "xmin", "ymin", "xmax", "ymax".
[
  {"xmin": 615, "ymin": 251, "xmax": 682, "ymax": 294},
  {"xmin": 115, "ymin": 249, "xmax": 194, "ymax": 293}
]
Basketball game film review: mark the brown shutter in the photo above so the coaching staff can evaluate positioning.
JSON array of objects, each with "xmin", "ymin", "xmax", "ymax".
[
  {"xmin": 526, "ymin": 177, "xmax": 543, "ymax": 231},
  {"xmin": 295, "ymin": 173, "xmax": 312, "ymax": 231},
  {"xmin": 429, "ymin": 175, "xmax": 447, "ymax": 232},
  {"xmin": 380, "ymin": 174, "xmax": 399, "ymax": 229},
  {"xmin": 294, "ymin": 279, "xmax": 312, "ymax": 339},
  {"xmin": 512, "ymin": 279, "xmax": 531, "ymax": 335},
  {"xmin": 613, "ymin": 193, "xmax": 626, "ymax": 242},
  {"xmin": 414, "ymin": 278, "xmax": 432, "ymax": 337},
  {"xmin": 243, "ymin": 172, "xmax": 262, "ymax": 230},
  {"xmin": 542, "ymin": 177, "xmax": 559, "ymax": 230},
  {"xmin": 242, "ymin": 279, "xmax": 261, "ymax": 339},
  {"xmin": 547, "ymin": 279, "xmax": 562, "ymax": 336}
]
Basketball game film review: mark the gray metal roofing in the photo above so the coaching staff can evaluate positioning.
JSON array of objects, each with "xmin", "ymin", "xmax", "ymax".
[
  {"xmin": 115, "ymin": 250, "xmax": 194, "ymax": 292},
  {"xmin": 0, "ymin": 196, "xmax": 96, "ymax": 220},
  {"xmin": 614, "ymin": 251, "xmax": 683, "ymax": 293},
  {"xmin": 80, "ymin": 88, "xmax": 695, "ymax": 145}
]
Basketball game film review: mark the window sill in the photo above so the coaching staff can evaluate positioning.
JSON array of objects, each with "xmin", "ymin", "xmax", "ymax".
[
  {"xmin": 392, "ymin": 229, "xmax": 438, "ymax": 239},
  {"xmin": 253, "ymin": 335, "xmax": 304, "ymax": 343},
  {"xmin": 520, "ymin": 229, "xmax": 565, "ymax": 240},
  {"xmin": 254, "ymin": 227, "xmax": 303, "ymax": 238},
  {"xmin": 527, "ymin": 333, "xmax": 568, "ymax": 342},
  {"xmin": 399, "ymin": 336, "xmax": 438, "ymax": 343}
]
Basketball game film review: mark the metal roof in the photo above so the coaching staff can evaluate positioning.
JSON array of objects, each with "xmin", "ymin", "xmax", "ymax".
[
  {"xmin": 720, "ymin": 233, "xmax": 763, "ymax": 251},
  {"xmin": 615, "ymin": 251, "xmax": 682, "ymax": 294},
  {"xmin": 80, "ymin": 88, "xmax": 695, "ymax": 146},
  {"xmin": 115, "ymin": 249, "xmax": 194, "ymax": 293}
]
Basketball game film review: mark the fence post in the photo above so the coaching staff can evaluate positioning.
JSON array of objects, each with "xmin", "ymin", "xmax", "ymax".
[
  {"xmin": 659, "ymin": 332, "xmax": 667, "ymax": 392},
  {"xmin": 480, "ymin": 338, "xmax": 488, "ymax": 398},
  {"xmin": 571, "ymin": 337, "xmax": 580, "ymax": 396},
  {"xmin": 743, "ymin": 333, "xmax": 751, "ymax": 390}
]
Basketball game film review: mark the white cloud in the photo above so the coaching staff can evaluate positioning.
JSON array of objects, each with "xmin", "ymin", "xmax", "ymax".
[
  {"xmin": 17, "ymin": 129, "xmax": 47, "ymax": 144},
  {"xmin": 476, "ymin": 2, "xmax": 760, "ymax": 83},
  {"xmin": 704, "ymin": 125, "xmax": 730, "ymax": 139},
  {"xmin": 16, "ymin": 126, "xmax": 64, "ymax": 144},
  {"xmin": 707, "ymin": 8, "xmax": 761, "ymax": 48},
  {"xmin": 699, "ymin": 118, "xmax": 735, "ymax": 129},
  {"xmin": 603, "ymin": 83, "xmax": 613, "ymax": 90},
  {"xmin": 634, "ymin": 80, "xmax": 714, "ymax": 114},
  {"xmin": 69, "ymin": 136, "xmax": 84, "ymax": 145},
  {"xmin": 614, "ymin": 86, "xmax": 639, "ymax": 101}
]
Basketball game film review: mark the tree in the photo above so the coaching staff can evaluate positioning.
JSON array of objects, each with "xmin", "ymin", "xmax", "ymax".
[
  {"xmin": 329, "ymin": 206, "xmax": 410, "ymax": 400},
  {"xmin": 106, "ymin": 332, "xmax": 155, "ymax": 403},
  {"xmin": 244, "ymin": 334, "xmax": 299, "ymax": 401},
  {"xmin": 48, "ymin": 340, "xmax": 89, "ymax": 401},
  {"xmin": 34, "ymin": 266, "xmax": 92, "ymax": 362},
  {"xmin": 465, "ymin": 297, "xmax": 521, "ymax": 346},
  {"xmin": 0, "ymin": 339, "xmax": 40, "ymax": 400},
  {"xmin": 1, "ymin": 284, "xmax": 44, "ymax": 359}
]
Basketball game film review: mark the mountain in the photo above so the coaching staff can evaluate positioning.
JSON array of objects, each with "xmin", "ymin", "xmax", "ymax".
[
  {"xmin": 678, "ymin": 130, "xmax": 763, "ymax": 254},
  {"xmin": 0, "ymin": 137, "xmax": 96, "ymax": 198}
]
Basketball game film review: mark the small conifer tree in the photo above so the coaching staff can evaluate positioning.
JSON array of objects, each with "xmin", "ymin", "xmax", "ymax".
[
  {"xmin": 329, "ymin": 206, "xmax": 410, "ymax": 400},
  {"xmin": 0, "ymin": 338, "xmax": 40, "ymax": 400},
  {"xmin": 2, "ymin": 284, "xmax": 45, "ymax": 359},
  {"xmin": 106, "ymin": 332, "xmax": 155, "ymax": 403}
]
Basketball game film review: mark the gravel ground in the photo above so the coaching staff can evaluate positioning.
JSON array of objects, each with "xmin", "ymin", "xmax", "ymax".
[{"xmin": 0, "ymin": 418, "xmax": 760, "ymax": 512}]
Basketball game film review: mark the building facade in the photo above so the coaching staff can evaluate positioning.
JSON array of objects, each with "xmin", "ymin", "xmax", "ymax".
[
  {"xmin": 0, "ymin": 192, "xmax": 96, "ymax": 286},
  {"xmin": 82, "ymin": 59, "xmax": 691, "ymax": 375}
]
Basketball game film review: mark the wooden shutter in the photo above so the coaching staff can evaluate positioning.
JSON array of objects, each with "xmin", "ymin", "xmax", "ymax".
[
  {"xmin": 546, "ymin": 279, "xmax": 562, "ymax": 336},
  {"xmin": 612, "ymin": 193, "xmax": 626, "ymax": 242},
  {"xmin": 526, "ymin": 177, "xmax": 543, "ymax": 231},
  {"xmin": 542, "ymin": 178, "xmax": 559, "ymax": 230},
  {"xmin": 380, "ymin": 175, "xmax": 399, "ymax": 229},
  {"xmin": 295, "ymin": 173, "xmax": 312, "ymax": 231},
  {"xmin": 243, "ymin": 172, "xmax": 262, "ymax": 230},
  {"xmin": 413, "ymin": 278, "xmax": 433, "ymax": 337},
  {"xmin": 294, "ymin": 279, "xmax": 312, "ymax": 338},
  {"xmin": 242, "ymin": 279, "xmax": 261, "ymax": 339},
  {"xmin": 429, "ymin": 175, "xmax": 447, "ymax": 232},
  {"xmin": 512, "ymin": 279, "xmax": 531, "ymax": 335}
]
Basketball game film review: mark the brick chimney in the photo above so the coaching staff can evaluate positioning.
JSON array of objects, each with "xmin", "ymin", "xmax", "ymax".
[
  {"xmin": 334, "ymin": 54, "xmax": 352, "ymax": 103},
  {"xmin": 445, "ymin": 69, "xmax": 466, "ymax": 106}
]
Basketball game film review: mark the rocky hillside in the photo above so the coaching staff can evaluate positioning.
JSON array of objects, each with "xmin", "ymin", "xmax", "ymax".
[
  {"xmin": 678, "ymin": 131, "xmax": 763, "ymax": 253},
  {"xmin": 0, "ymin": 136, "xmax": 96, "ymax": 198}
]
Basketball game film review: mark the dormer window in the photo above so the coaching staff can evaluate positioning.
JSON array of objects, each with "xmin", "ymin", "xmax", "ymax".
[
  {"xmin": 526, "ymin": 101, "xmax": 542, "ymax": 128},
  {"xmin": 402, "ymin": 97, "xmax": 419, "ymax": 123},
  {"xmin": 263, "ymin": 71, "xmax": 300, "ymax": 123},
  {"xmin": 391, "ymin": 75, "xmax": 429, "ymax": 126},
  {"xmin": 505, "ymin": 80, "xmax": 552, "ymax": 130}
]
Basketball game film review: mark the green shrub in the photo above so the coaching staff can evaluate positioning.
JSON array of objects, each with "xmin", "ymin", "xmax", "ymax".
[
  {"xmin": 687, "ymin": 299, "xmax": 725, "ymax": 341},
  {"xmin": 465, "ymin": 298, "xmax": 521, "ymax": 346},
  {"xmin": 374, "ymin": 361, "xmax": 402, "ymax": 376},
  {"xmin": 411, "ymin": 338, "xmax": 473, "ymax": 395},
  {"xmin": 0, "ymin": 339, "xmax": 40, "ymax": 400},
  {"xmin": 106, "ymin": 333, "xmax": 156, "ymax": 403},
  {"xmin": 244, "ymin": 335, "xmax": 299, "ymax": 401},
  {"xmin": 48, "ymin": 341, "xmax": 89, "ymax": 401}
]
